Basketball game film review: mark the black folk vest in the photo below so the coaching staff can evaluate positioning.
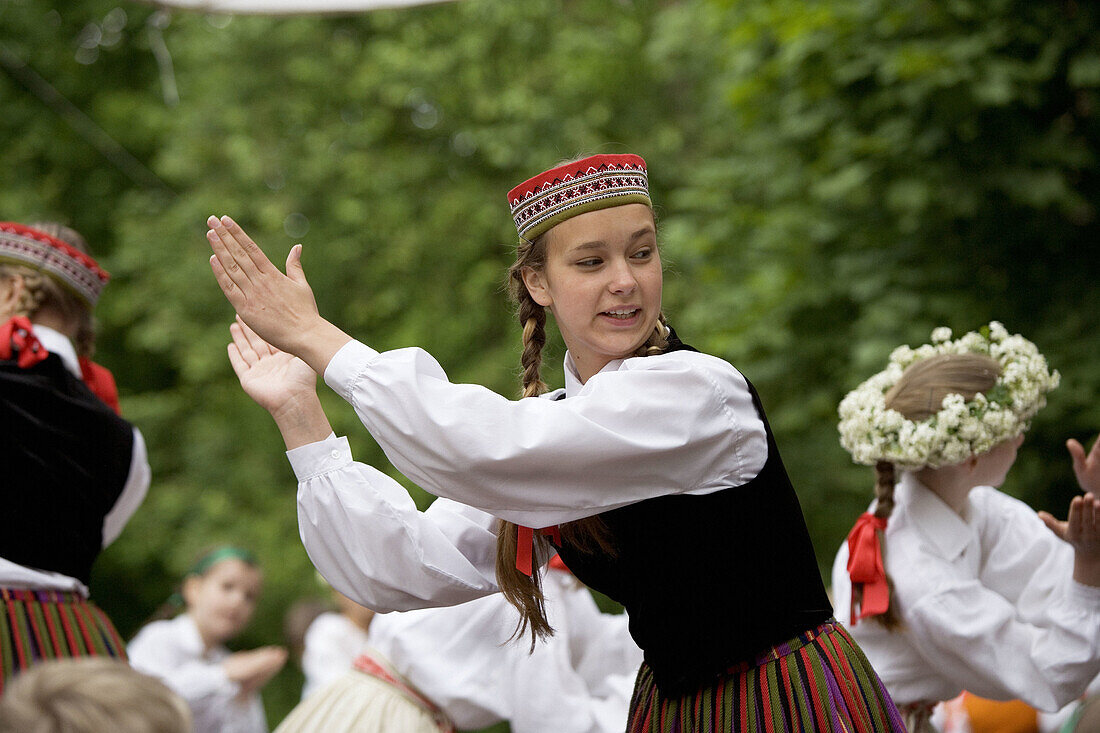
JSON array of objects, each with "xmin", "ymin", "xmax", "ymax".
[
  {"xmin": 1, "ymin": 352, "xmax": 134, "ymax": 586},
  {"xmin": 555, "ymin": 339, "xmax": 832, "ymax": 697}
]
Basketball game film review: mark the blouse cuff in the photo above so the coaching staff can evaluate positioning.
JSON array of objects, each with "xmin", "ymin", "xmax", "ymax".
[
  {"xmin": 1069, "ymin": 579, "xmax": 1100, "ymax": 607},
  {"xmin": 286, "ymin": 434, "xmax": 352, "ymax": 480},
  {"xmin": 323, "ymin": 339, "xmax": 380, "ymax": 402}
]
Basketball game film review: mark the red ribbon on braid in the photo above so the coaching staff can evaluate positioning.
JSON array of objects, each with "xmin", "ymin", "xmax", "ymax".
[
  {"xmin": 846, "ymin": 512, "xmax": 890, "ymax": 623},
  {"xmin": 1, "ymin": 317, "xmax": 120, "ymax": 413},
  {"xmin": 78, "ymin": 357, "xmax": 120, "ymax": 414},
  {"xmin": 516, "ymin": 524, "xmax": 562, "ymax": 576},
  {"xmin": 0, "ymin": 316, "xmax": 49, "ymax": 368}
]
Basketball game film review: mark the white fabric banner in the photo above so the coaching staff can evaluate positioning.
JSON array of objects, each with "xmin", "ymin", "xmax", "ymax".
[{"xmin": 147, "ymin": 0, "xmax": 456, "ymax": 14}]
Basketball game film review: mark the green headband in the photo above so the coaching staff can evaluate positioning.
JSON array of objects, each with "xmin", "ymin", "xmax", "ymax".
[{"xmin": 187, "ymin": 546, "xmax": 258, "ymax": 577}]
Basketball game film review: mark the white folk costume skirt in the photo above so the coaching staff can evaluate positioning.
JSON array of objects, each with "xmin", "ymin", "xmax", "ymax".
[
  {"xmin": 0, "ymin": 587, "xmax": 127, "ymax": 693},
  {"xmin": 626, "ymin": 620, "xmax": 905, "ymax": 733},
  {"xmin": 275, "ymin": 650, "xmax": 453, "ymax": 733}
]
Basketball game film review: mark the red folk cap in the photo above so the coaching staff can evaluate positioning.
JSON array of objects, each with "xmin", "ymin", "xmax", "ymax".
[
  {"xmin": 507, "ymin": 153, "xmax": 651, "ymax": 241},
  {"xmin": 0, "ymin": 222, "xmax": 109, "ymax": 307}
]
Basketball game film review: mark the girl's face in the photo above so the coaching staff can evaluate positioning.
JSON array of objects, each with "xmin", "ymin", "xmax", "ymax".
[
  {"xmin": 522, "ymin": 204, "xmax": 662, "ymax": 382},
  {"xmin": 970, "ymin": 433, "xmax": 1025, "ymax": 488},
  {"xmin": 182, "ymin": 558, "xmax": 263, "ymax": 649}
]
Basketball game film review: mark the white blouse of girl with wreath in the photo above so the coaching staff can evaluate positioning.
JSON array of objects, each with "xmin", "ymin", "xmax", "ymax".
[{"xmin": 830, "ymin": 323, "xmax": 1100, "ymax": 714}]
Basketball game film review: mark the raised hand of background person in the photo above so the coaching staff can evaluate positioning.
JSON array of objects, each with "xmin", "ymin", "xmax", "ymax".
[
  {"xmin": 1067, "ymin": 433, "xmax": 1100, "ymax": 493},
  {"xmin": 207, "ymin": 215, "xmax": 350, "ymax": 374},
  {"xmin": 228, "ymin": 315, "xmax": 333, "ymax": 451},
  {"xmin": 223, "ymin": 646, "xmax": 288, "ymax": 702},
  {"xmin": 1039, "ymin": 491, "xmax": 1100, "ymax": 587}
]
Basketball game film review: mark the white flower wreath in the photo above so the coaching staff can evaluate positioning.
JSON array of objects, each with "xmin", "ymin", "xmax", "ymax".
[{"xmin": 838, "ymin": 322, "xmax": 1061, "ymax": 469}]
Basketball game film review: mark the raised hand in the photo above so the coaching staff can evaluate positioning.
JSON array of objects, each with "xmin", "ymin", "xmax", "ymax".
[
  {"xmin": 1067, "ymin": 434, "xmax": 1100, "ymax": 493},
  {"xmin": 228, "ymin": 316, "xmax": 316, "ymax": 416},
  {"xmin": 228, "ymin": 315, "xmax": 334, "ymax": 450},
  {"xmin": 207, "ymin": 215, "xmax": 350, "ymax": 373},
  {"xmin": 1039, "ymin": 492, "xmax": 1100, "ymax": 586}
]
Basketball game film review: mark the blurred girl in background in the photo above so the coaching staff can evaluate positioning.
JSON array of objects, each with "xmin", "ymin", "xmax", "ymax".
[{"xmin": 129, "ymin": 546, "xmax": 287, "ymax": 733}]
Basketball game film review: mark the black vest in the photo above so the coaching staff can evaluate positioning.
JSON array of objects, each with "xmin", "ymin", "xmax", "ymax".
[
  {"xmin": 555, "ymin": 338, "xmax": 832, "ymax": 696},
  {"xmin": 1, "ymin": 352, "xmax": 134, "ymax": 585}
]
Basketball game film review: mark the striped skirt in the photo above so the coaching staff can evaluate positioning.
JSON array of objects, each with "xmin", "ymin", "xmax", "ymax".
[
  {"xmin": 0, "ymin": 587, "xmax": 127, "ymax": 694},
  {"xmin": 626, "ymin": 619, "xmax": 906, "ymax": 733}
]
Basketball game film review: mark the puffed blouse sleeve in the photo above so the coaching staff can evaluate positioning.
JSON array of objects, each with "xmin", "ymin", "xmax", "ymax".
[
  {"xmin": 899, "ymin": 489, "xmax": 1100, "ymax": 711},
  {"xmin": 321, "ymin": 340, "xmax": 766, "ymax": 528},
  {"xmin": 291, "ymin": 435, "xmax": 501, "ymax": 611}
]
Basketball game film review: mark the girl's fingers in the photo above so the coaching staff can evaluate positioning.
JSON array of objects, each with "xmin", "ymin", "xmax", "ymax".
[
  {"xmin": 230, "ymin": 320, "xmax": 260, "ymax": 363},
  {"xmin": 1039, "ymin": 510, "xmax": 1067, "ymax": 542},
  {"xmin": 207, "ymin": 217, "xmax": 258, "ymax": 292},
  {"xmin": 1068, "ymin": 439, "xmax": 1086, "ymax": 468},
  {"xmin": 235, "ymin": 314, "xmax": 274, "ymax": 357},
  {"xmin": 227, "ymin": 343, "xmax": 249, "ymax": 379},
  {"xmin": 220, "ymin": 215, "xmax": 278, "ymax": 275},
  {"xmin": 209, "ymin": 254, "xmax": 246, "ymax": 309}
]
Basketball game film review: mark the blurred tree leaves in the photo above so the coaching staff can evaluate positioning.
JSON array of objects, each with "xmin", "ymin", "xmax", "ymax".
[{"xmin": 2, "ymin": 0, "xmax": 1099, "ymax": 725}]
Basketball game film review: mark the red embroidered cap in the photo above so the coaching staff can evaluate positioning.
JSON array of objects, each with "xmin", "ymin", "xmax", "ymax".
[
  {"xmin": 507, "ymin": 154, "xmax": 651, "ymax": 240},
  {"xmin": 0, "ymin": 222, "xmax": 110, "ymax": 307}
]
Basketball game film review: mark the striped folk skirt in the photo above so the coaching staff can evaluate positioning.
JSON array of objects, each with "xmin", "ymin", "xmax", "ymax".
[
  {"xmin": 626, "ymin": 619, "xmax": 906, "ymax": 733},
  {"xmin": 0, "ymin": 587, "xmax": 127, "ymax": 694}
]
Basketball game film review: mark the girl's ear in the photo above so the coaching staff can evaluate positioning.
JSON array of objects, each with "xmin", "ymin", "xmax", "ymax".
[
  {"xmin": 181, "ymin": 575, "xmax": 201, "ymax": 609},
  {"xmin": 521, "ymin": 266, "xmax": 553, "ymax": 308}
]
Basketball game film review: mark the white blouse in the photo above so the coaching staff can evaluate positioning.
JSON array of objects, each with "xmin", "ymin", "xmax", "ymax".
[
  {"xmin": 299, "ymin": 611, "xmax": 372, "ymax": 699},
  {"xmin": 292, "ymin": 340, "xmax": 767, "ymax": 611},
  {"xmin": 0, "ymin": 325, "xmax": 151, "ymax": 595},
  {"xmin": 128, "ymin": 614, "xmax": 269, "ymax": 733},
  {"xmin": 831, "ymin": 472, "xmax": 1100, "ymax": 712},
  {"xmin": 364, "ymin": 564, "xmax": 643, "ymax": 733}
]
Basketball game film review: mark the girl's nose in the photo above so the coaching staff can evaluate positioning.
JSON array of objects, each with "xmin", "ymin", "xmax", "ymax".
[{"xmin": 608, "ymin": 260, "xmax": 637, "ymax": 294}]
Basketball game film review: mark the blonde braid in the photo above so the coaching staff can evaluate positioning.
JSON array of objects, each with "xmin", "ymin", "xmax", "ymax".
[{"xmin": 518, "ymin": 290, "xmax": 548, "ymax": 398}]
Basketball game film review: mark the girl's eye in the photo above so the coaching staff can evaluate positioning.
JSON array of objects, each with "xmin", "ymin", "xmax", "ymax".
[
  {"xmin": 632, "ymin": 248, "xmax": 653, "ymax": 259},
  {"xmin": 576, "ymin": 258, "xmax": 602, "ymax": 267}
]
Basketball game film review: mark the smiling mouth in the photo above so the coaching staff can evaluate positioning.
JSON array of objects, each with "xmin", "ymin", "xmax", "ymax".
[{"xmin": 603, "ymin": 308, "xmax": 639, "ymax": 320}]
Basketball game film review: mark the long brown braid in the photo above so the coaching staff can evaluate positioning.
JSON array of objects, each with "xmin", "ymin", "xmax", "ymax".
[
  {"xmin": 862, "ymin": 352, "xmax": 999, "ymax": 630},
  {"xmin": 498, "ymin": 228, "xmax": 669, "ymax": 644}
]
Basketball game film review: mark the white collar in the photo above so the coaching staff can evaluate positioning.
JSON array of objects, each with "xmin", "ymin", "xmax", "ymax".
[
  {"xmin": 898, "ymin": 471, "xmax": 974, "ymax": 561},
  {"xmin": 562, "ymin": 352, "xmax": 626, "ymax": 398},
  {"xmin": 173, "ymin": 613, "xmax": 207, "ymax": 656},
  {"xmin": 32, "ymin": 323, "xmax": 81, "ymax": 378}
]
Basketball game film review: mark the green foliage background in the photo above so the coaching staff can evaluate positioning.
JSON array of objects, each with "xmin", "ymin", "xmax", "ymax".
[{"xmin": 2, "ymin": 0, "xmax": 1098, "ymax": 726}]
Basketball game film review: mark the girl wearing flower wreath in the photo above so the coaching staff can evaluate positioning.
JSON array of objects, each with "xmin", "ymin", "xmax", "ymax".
[
  {"xmin": 830, "ymin": 323, "xmax": 1100, "ymax": 732},
  {"xmin": 206, "ymin": 153, "xmax": 906, "ymax": 732},
  {"xmin": 0, "ymin": 221, "xmax": 151, "ymax": 690}
]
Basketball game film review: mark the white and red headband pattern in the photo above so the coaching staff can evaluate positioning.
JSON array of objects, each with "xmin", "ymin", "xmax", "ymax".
[
  {"xmin": 0, "ymin": 222, "xmax": 109, "ymax": 307},
  {"xmin": 507, "ymin": 153, "xmax": 651, "ymax": 240}
]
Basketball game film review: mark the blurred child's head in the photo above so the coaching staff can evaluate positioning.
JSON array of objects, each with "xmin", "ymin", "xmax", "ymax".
[
  {"xmin": 181, "ymin": 546, "xmax": 263, "ymax": 649},
  {"xmin": 0, "ymin": 658, "xmax": 191, "ymax": 733},
  {"xmin": 0, "ymin": 221, "xmax": 103, "ymax": 357}
]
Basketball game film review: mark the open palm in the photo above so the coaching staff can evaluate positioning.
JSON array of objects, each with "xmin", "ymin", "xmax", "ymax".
[{"xmin": 228, "ymin": 316, "xmax": 316, "ymax": 415}]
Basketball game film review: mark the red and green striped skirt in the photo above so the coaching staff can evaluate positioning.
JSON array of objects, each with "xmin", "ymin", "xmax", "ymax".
[
  {"xmin": 0, "ymin": 587, "xmax": 127, "ymax": 694},
  {"xmin": 626, "ymin": 619, "xmax": 905, "ymax": 733}
]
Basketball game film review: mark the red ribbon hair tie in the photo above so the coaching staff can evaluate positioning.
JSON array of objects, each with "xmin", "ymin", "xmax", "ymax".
[
  {"xmin": 0, "ymin": 317, "xmax": 49, "ymax": 368},
  {"xmin": 846, "ymin": 512, "xmax": 890, "ymax": 624},
  {"xmin": 516, "ymin": 524, "xmax": 562, "ymax": 576},
  {"xmin": 79, "ymin": 357, "xmax": 121, "ymax": 414}
]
